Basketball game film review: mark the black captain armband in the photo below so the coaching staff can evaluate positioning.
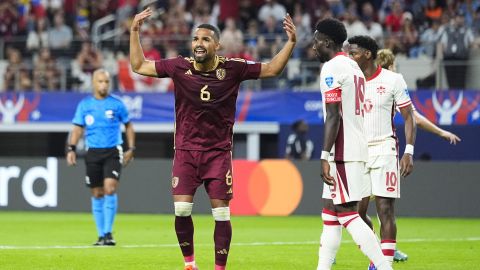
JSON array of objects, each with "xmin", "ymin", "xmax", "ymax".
[{"xmin": 67, "ymin": 145, "xmax": 76, "ymax": 152}]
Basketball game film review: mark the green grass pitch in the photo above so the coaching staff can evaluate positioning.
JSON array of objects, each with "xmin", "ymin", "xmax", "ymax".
[{"xmin": 0, "ymin": 212, "xmax": 479, "ymax": 269}]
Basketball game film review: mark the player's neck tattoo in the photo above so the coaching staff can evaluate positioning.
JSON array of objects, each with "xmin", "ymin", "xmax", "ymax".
[{"xmin": 194, "ymin": 55, "xmax": 220, "ymax": 72}]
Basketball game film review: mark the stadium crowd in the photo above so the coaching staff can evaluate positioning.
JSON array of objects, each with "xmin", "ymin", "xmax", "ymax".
[{"xmin": 1, "ymin": 0, "xmax": 480, "ymax": 92}]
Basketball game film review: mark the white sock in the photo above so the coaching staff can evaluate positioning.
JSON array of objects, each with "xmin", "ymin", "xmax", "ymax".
[
  {"xmin": 317, "ymin": 209, "xmax": 342, "ymax": 270},
  {"xmin": 338, "ymin": 212, "xmax": 392, "ymax": 270},
  {"xmin": 381, "ymin": 240, "xmax": 396, "ymax": 265}
]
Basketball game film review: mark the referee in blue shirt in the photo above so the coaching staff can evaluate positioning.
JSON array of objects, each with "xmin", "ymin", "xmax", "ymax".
[{"xmin": 67, "ymin": 69, "xmax": 135, "ymax": 246}]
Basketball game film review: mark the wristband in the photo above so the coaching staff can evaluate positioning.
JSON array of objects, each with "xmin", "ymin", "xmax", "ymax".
[
  {"xmin": 404, "ymin": 144, "xmax": 414, "ymax": 155},
  {"xmin": 67, "ymin": 145, "xmax": 76, "ymax": 152},
  {"xmin": 128, "ymin": 146, "xmax": 136, "ymax": 152},
  {"xmin": 321, "ymin": 151, "xmax": 330, "ymax": 160}
]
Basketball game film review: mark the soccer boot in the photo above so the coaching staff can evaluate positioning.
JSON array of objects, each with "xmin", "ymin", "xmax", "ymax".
[
  {"xmin": 93, "ymin": 236, "xmax": 105, "ymax": 246},
  {"xmin": 104, "ymin": 232, "xmax": 116, "ymax": 246},
  {"xmin": 368, "ymin": 262, "xmax": 377, "ymax": 270},
  {"xmin": 394, "ymin": 249, "xmax": 408, "ymax": 262},
  {"xmin": 184, "ymin": 265, "xmax": 198, "ymax": 270}
]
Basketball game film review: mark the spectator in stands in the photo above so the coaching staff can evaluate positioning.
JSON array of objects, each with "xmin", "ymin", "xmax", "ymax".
[
  {"xmin": 71, "ymin": 41, "xmax": 103, "ymax": 91},
  {"xmin": 326, "ymin": 0, "xmax": 346, "ymax": 18},
  {"xmin": 27, "ymin": 18, "xmax": 49, "ymax": 52},
  {"xmin": 419, "ymin": 19, "xmax": 443, "ymax": 58},
  {"xmin": 33, "ymin": 48, "xmax": 61, "ymax": 91},
  {"xmin": 244, "ymin": 19, "xmax": 260, "ymax": 59},
  {"xmin": 424, "ymin": 0, "xmax": 443, "ymax": 22},
  {"xmin": 48, "ymin": 12, "xmax": 73, "ymax": 50},
  {"xmin": 43, "ymin": 0, "xmax": 63, "ymax": 20},
  {"xmin": 458, "ymin": 0, "xmax": 480, "ymax": 27},
  {"xmin": 384, "ymin": 0, "xmax": 404, "ymax": 34},
  {"xmin": 400, "ymin": 12, "xmax": 419, "ymax": 57},
  {"xmin": 0, "ymin": 1, "xmax": 18, "ymax": 40},
  {"xmin": 76, "ymin": 41, "xmax": 103, "ymax": 74},
  {"xmin": 439, "ymin": 11, "xmax": 474, "ymax": 89},
  {"xmin": 258, "ymin": 15, "xmax": 284, "ymax": 59},
  {"xmin": 238, "ymin": 0, "xmax": 258, "ymax": 30},
  {"xmin": 343, "ymin": 7, "xmax": 367, "ymax": 38},
  {"xmin": 285, "ymin": 119, "xmax": 314, "ymax": 160},
  {"xmin": 361, "ymin": 2, "xmax": 384, "ymax": 45},
  {"xmin": 220, "ymin": 17, "xmax": 244, "ymax": 56},
  {"xmin": 292, "ymin": 12, "xmax": 311, "ymax": 59},
  {"xmin": 258, "ymin": 0, "xmax": 286, "ymax": 23},
  {"xmin": 2, "ymin": 48, "xmax": 32, "ymax": 92}
]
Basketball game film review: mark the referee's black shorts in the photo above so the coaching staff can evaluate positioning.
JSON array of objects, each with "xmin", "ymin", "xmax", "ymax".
[{"xmin": 84, "ymin": 146, "xmax": 123, "ymax": 188}]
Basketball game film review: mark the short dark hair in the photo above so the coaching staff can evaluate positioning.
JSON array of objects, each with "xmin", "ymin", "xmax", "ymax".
[
  {"xmin": 348, "ymin": 35, "xmax": 379, "ymax": 60},
  {"xmin": 315, "ymin": 18, "xmax": 347, "ymax": 46},
  {"xmin": 196, "ymin": 24, "xmax": 221, "ymax": 41}
]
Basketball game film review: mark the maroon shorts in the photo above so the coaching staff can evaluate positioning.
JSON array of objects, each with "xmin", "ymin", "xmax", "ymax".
[{"xmin": 171, "ymin": 149, "xmax": 233, "ymax": 200}]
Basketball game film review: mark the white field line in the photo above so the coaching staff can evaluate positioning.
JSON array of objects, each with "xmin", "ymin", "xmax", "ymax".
[{"xmin": 0, "ymin": 237, "xmax": 480, "ymax": 250}]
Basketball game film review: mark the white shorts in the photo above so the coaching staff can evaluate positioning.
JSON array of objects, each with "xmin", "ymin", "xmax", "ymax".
[
  {"xmin": 363, "ymin": 155, "xmax": 400, "ymax": 198},
  {"xmin": 322, "ymin": 161, "xmax": 367, "ymax": 205}
]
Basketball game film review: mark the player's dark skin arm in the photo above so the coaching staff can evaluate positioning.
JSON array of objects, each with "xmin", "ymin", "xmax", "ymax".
[
  {"xmin": 320, "ymin": 102, "xmax": 341, "ymax": 186},
  {"xmin": 399, "ymin": 105, "xmax": 416, "ymax": 177},
  {"xmin": 129, "ymin": 8, "xmax": 157, "ymax": 76}
]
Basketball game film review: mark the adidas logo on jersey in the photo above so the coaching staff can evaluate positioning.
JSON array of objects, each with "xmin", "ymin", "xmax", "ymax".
[{"xmin": 185, "ymin": 70, "xmax": 192, "ymax": 75}]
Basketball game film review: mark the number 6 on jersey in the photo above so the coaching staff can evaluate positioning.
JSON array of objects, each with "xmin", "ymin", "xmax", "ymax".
[{"xmin": 200, "ymin": 85, "xmax": 211, "ymax": 101}]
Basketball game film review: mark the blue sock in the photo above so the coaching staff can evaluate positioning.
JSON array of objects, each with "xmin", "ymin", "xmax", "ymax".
[
  {"xmin": 103, "ymin": 194, "xmax": 118, "ymax": 235},
  {"xmin": 91, "ymin": 197, "xmax": 105, "ymax": 237}
]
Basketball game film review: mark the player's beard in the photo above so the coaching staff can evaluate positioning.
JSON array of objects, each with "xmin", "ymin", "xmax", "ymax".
[{"xmin": 194, "ymin": 53, "xmax": 209, "ymax": 63}]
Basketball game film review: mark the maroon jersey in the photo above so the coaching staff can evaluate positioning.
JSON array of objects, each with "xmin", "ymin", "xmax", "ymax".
[{"xmin": 155, "ymin": 56, "xmax": 261, "ymax": 151}]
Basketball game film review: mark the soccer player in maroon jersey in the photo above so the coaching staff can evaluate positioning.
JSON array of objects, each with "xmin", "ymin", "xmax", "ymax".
[{"xmin": 129, "ymin": 7, "xmax": 296, "ymax": 270}]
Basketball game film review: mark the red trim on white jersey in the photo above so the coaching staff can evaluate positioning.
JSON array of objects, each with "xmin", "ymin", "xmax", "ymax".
[
  {"xmin": 334, "ymin": 52, "xmax": 348, "ymax": 58},
  {"xmin": 397, "ymin": 100, "xmax": 412, "ymax": 108},
  {"xmin": 366, "ymin": 65, "xmax": 382, "ymax": 81}
]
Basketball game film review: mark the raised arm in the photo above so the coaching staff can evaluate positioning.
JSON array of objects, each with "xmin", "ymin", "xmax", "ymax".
[
  {"xmin": 259, "ymin": 13, "xmax": 296, "ymax": 78},
  {"xmin": 414, "ymin": 110, "xmax": 461, "ymax": 144},
  {"xmin": 130, "ymin": 8, "xmax": 157, "ymax": 77}
]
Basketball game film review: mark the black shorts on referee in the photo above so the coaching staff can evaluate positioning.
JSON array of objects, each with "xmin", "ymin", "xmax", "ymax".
[{"xmin": 85, "ymin": 146, "xmax": 123, "ymax": 188}]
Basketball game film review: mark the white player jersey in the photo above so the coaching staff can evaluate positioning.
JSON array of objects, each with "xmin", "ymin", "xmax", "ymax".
[
  {"xmin": 320, "ymin": 52, "xmax": 368, "ymax": 162},
  {"xmin": 363, "ymin": 66, "xmax": 412, "ymax": 156}
]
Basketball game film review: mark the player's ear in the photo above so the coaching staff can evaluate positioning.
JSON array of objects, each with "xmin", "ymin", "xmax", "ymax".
[
  {"xmin": 365, "ymin": 50, "xmax": 372, "ymax": 59},
  {"xmin": 215, "ymin": 41, "xmax": 221, "ymax": 50}
]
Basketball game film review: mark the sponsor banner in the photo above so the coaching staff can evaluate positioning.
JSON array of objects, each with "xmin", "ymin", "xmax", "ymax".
[
  {"xmin": 1, "ymin": 158, "xmax": 479, "ymax": 217},
  {"xmin": 1, "ymin": 91, "xmax": 479, "ymax": 125}
]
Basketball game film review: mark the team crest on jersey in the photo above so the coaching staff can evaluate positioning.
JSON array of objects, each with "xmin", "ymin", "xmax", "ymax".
[
  {"xmin": 364, "ymin": 98, "xmax": 373, "ymax": 113},
  {"xmin": 85, "ymin": 115, "xmax": 94, "ymax": 126},
  {"xmin": 376, "ymin": 86, "xmax": 386, "ymax": 94},
  {"xmin": 216, "ymin": 68, "xmax": 226, "ymax": 80},
  {"xmin": 172, "ymin": 176, "xmax": 179, "ymax": 188},
  {"xmin": 325, "ymin": 76, "xmax": 334, "ymax": 87}
]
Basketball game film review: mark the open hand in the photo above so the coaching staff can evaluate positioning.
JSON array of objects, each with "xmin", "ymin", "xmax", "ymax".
[
  {"xmin": 131, "ymin": 7, "xmax": 153, "ymax": 31},
  {"xmin": 321, "ymin": 159, "xmax": 335, "ymax": 185},
  {"xmin": 283, "ymin": 13, "xmax": 297, "ymax": 43},
  {"xmin": 400, "ymin": 154, "xmax": 413, "ymax": 177},
  {"xmin": 440, "ymin": 130, "xmax": 461, "ymax": 145}
]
